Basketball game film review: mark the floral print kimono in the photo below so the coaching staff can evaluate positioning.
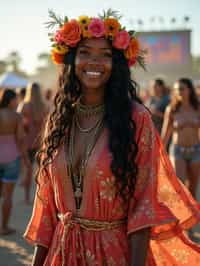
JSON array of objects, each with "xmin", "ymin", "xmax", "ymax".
[{"xmin": 24, "ymin": 103, "xmax": 200, "ymax": 265}]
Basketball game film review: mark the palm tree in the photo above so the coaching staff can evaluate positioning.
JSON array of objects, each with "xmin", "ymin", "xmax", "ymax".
[
  {"xmin": 192, "ymin": 55, "xmax": 200, "ymax": 74},
  {"xmin": 37, "ymin": 52, "xmax": 52, "ymax": 67},
  {"xmin": 183, "ymin": 16, "xmax": 190, "ymax": 28},
  {"xmin": 6, "ymin": 51, "xmax": 22, "ymax": 72},
  {"xmin": 0, "ymin": 60, "xmax": 7, "ymax": 74}
]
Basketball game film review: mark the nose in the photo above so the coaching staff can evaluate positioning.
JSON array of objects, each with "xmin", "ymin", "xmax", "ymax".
[{"xmin": 88, "ymin": 54, "xmax": 102, "ymax": 64}]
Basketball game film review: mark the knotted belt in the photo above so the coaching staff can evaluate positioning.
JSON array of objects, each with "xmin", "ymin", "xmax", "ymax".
[{"xmin": 57, "ymin": 211, "xmax": 126, "ymax": 266}]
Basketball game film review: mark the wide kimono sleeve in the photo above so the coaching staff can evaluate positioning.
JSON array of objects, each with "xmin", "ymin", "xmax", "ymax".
[
  {"xmin": 24, "ymin": 166, "xmax": 58, "ymax": 248},
  {"xmin": 127, "ymin": 106, "xmax": 200, "ymax": 240}
]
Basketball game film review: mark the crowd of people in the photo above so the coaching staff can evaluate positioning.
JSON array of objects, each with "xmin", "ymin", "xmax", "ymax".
[{"xmin": 140, "ymin": 78, "xmax": 200, "ymax": 199}]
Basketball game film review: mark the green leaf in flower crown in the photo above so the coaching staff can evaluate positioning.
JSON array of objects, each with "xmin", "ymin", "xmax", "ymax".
[
  {"xmin": 45, "ymin": 9, "xmax": 64, "ymax": 29},
  {"xmin": 64, "ymin": 16, "xmax": 68, "ymax": 23},
  {"xmin": 137, "ymin": 54, "xmax": 147, "ymax": 71},
  {"xmin": 128, "ymin": 30, "xmax": 136, "ymax": 38},
  {"xmin": 98, "ymin": 8, "xmax": 122, "ymax": 20}
]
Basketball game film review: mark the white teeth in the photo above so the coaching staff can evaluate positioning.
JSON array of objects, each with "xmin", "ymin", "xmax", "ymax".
[{"xmin": 85, "ymin": 71, "xmax": 101, "ymax": 76}]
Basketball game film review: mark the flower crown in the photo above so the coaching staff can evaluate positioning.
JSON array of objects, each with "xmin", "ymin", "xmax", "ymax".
[{"xmin": 46, "ymin": 9, "xmax": 145, "ymax": 68}]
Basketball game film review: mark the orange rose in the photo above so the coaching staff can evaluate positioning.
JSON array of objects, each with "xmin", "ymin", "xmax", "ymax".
[
  {"xmin": 60, "ymin": 19, "xmax": 81, "ymax": 47},
  {"xmin": 125, "ymin": 38, "xmax": 140, "ymax": 59},
  {"xmin": 51, "ymin": 50, "xmax": 64, "ymax": 64}
]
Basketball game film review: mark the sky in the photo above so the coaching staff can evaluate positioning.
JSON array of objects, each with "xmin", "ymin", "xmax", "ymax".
[{"xmin": 0, "ymin": 0, "xmax": 199, "ymax": 74}]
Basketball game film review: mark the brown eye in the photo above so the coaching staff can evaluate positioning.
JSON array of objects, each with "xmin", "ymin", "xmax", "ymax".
[
  {"xmin": 103, "ymin": 52, "xmax": 112, "ymax": 57},
  {"xmin": 79, "ymin": 49, "xmax": 89, "ymax": 55}
]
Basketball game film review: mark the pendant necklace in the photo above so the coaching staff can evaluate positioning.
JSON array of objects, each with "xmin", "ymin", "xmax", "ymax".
[{"xmin": 67, "ymin": 103, "xmax": 104, "ymax": 210}]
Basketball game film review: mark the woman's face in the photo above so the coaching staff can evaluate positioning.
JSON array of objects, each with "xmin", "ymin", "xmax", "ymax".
[
  {"xmin": 9, "ymin": 97, "xmax": 18, "ymax": 110},
  {"xmin": 174, "ymin": 81, "xmax": 190, "ymax": 100},
  {"xmin": 152, "ymin": 82, "xmax": 163, "ymax": 97},
  {"xmin": 75, "ymin": 38, "xmax": 112, "ymax": 93}
]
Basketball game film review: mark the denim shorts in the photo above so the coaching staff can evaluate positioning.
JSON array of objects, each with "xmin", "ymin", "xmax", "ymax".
[
  {"xmin": 0, "ymin": 157, "xmax": 21, "ymax": 183},
  {"xmin": 169, "ymin": 143, "xmax": 200, "ymax": 163}
]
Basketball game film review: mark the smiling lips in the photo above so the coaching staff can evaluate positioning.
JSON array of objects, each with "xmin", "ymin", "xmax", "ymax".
[{"xmin": 84, "ymin": 71, "xmax": 102, "ymax": 77}]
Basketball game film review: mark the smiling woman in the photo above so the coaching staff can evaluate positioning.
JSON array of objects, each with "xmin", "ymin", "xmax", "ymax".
[
  {"xmin": 24, "ymin": 10, "xmax": 200, "ymax": 266},
  {"xmin": 75, "ymin": 38, "xmax": 112, "ymax": 98}
]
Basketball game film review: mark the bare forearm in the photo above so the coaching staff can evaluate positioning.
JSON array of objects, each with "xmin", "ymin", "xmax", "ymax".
[
  {"xmin": 32, "ymin": 245, "xmax": 48, "ymax": 266},
  {"xmin": 130, "ymin": 227, "xmax": 150, "ymax": 266},
  {"xmin": 16, "ymin": 140, "xmax": 31, "ymax": 168},
  {"xmin": 161, "ymin": 127, "xmax": 173, "ymax": 148}
]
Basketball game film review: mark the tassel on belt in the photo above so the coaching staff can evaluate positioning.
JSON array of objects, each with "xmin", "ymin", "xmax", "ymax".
[{"xmin": 57, "ymin": 211, "xmax": 126, "ymax": 266}]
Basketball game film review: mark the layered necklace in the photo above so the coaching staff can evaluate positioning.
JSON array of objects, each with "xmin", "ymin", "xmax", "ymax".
[{"xmin": 66, "ymin": 101, "xmax": 105, "ymax": 210}]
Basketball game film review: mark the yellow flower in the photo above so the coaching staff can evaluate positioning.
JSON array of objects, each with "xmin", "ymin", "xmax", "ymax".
[
  {"xmin": 78, "ymin": 15, "xmax": 91, "ymax": 29},
  {"xmin": 53, "ymin": 44, "xmax": 69, "ymax": 55},
  {"xmin": 82, "ymin": 25, "xmax": 92, "ymax": 38},
  {"xmin": 104, "ymin": 18, "xmax": 120, "ymax": 39},
  {"xmin": 78, "ymin": 16, "xmax": 92, "ymax": 38},
  {"xmin": 51, "ymin": 50, "xmax": 64, "ymax": 64}
]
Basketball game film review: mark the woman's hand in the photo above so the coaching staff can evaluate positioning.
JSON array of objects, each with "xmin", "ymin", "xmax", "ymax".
[
  {"xmin": 130, "ymin": 227, "xmax": 150, "ymax": 266},
  {"xmin": 32, "ymin": 245, "xmax": 48, "ymax": 266}
]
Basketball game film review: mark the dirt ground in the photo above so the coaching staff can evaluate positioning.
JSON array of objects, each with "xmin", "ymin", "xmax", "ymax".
[{"xmin": 0, "ymin": 181, "xmax": 35, "ymax": 266}]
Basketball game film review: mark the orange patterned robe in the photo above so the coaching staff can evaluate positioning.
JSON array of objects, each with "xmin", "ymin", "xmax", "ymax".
[{"xmin": 24, "ymin": 103, "xmax": 200, "ymax": 265}]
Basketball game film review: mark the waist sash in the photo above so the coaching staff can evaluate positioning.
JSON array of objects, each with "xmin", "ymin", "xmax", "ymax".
[{"xmin": 57, "ymin": 211, "xmax": 126, "ymax": 266}]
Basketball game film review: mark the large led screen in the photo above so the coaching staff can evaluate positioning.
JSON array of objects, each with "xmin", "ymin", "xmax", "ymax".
[{"xmin": 138, "ymin": 31, "xmax": 190, "ymax": 66}]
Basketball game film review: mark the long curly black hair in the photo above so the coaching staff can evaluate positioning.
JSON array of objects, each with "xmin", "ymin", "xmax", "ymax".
[{"xmin": 38, "ymin": 46, "xmax": 142, "ymax": 201}]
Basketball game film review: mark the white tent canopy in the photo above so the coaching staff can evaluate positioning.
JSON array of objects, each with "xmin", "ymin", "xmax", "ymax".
[{"xmin": 0, "ymin": 72, "xmax": 29, "ymax": 89}]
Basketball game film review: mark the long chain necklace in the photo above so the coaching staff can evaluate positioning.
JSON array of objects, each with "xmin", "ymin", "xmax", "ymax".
[
  {"xmin": 67, "ymin": 104, "xmax": 104, "ymax": 210},
  {"xmin": 75, "ymin": 115, "xmax": 103, "ymax": 133}
]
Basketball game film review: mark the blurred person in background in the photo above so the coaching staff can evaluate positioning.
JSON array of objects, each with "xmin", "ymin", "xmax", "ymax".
[
  {"xmin": 44, "ymin": 88, "xmax": 53, "ymax": 112},
  {"xmin": 18, "ymin": 82, "xmax": 47, "ymax": 204},
  {"xmin": 196, "ymin": 86, "xmax": 200, "ymax": 102},
  {"xmin": 0, "ymin": 89, "xmax": 30, "ymax": 235},
  {"xmin": 162, "ymin": 78, "xmax": 200, "ymax": 199},
  {"xmin": 138, "ymin": 88, "xmax": 150, "ymax": 104},
  {"xmin": 17, "ymin": 87, "xmax": 26, "ymax": 109},
  {"xmin": 146, "ymin": 79, "xmax": 170, "ymax": 133}
]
